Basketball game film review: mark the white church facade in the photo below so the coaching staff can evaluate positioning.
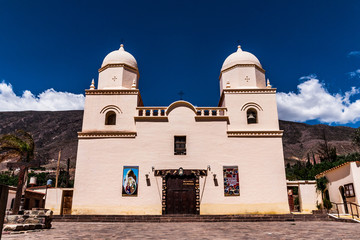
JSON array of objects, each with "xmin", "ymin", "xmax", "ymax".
[{"xmin": 71, "ymin": 44, "xmax": 290, "ymax": 215}]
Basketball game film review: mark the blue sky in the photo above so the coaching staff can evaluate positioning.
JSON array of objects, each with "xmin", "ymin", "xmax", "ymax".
[{"xmin": 1, "ymin": 1, "xmax": 360, "ymax": 127}]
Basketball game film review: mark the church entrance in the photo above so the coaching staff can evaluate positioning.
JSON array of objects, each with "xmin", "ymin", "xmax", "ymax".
[
  {"xmin": 166, "ymin": 175, "xmax": 196, "ymax": 214},
  {"xmin": 154, "ymin": 169, "xmax": 207, "ymax": 215}
]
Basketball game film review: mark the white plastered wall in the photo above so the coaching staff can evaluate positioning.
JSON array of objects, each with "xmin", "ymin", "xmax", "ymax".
[
  {"xmin": 287, "ymin": 181, "xmax": 322, "ymax": 213},
  {"xmin": 98, "ymin": 67, "xmax": 138, "ymax": 90},
  {"xmin": 220, "ymin": 66, "xmax": 265, "ymax": 93},
  {"xmin": 325, "ymin": 163, "xmax": 355, "ymax": 214},
  {"xmin": 350, "ymin": 162, "xmax": 360, "ymax": 206},
  {"xmin": 44, "ymin": 188, "xmax": 64, "ymax": 215},
  {"xmin": 82, "ymin": 94, "xmax": 138, "ymax": 132},
  {"xmin": 72, "ymin": 106, "xmax": 289, "ymax": 215},
  {"xmin": 224, "ymin": 92, "xmax": 279, "ymax": 131},
  {"xmin": 299, "ymin": 183, "xmax": 321, "ymax": 213}
]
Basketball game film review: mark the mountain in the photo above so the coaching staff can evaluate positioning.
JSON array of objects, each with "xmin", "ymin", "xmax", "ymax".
[
  {"xmin": 0, "ymin": 111, "xmax": 82, "ymax": 170},
  {"xmin": 279, "ymin": 120, "xmax": 358, "ymax": 164},
  {"xmin": 0, "ymin": 111, "xmax": 358, "ymax": 170}
]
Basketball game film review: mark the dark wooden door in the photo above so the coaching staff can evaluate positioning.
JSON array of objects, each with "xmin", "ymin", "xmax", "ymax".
[
  {"xmin": 166, "ymin": 175, "xmax": 196, "ymax": 214},
  {"xmin": 339, "ymin": 186, "xmax": 348, "ymax": 214}
]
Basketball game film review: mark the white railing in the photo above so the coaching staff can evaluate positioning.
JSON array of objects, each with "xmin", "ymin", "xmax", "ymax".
[
  {"xmin": 195, "ymin": 107, "xmax": 227, "ymax": 117},
  {"xmin": 137, "ymin": 107, "xmax": 167, "ymax": 117},
  {"xmin": 136, "ymin": 107, "xmax": 227, "ymax": 117}
]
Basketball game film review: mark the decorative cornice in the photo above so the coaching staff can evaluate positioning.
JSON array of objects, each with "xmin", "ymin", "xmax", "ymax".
[
  {"xmin": 223, "ymin": 88, "xmax": 277, "ymax": 94},
  {"xmin": 154, "ymin": 169, "xmax": 207, "ymax": 177},
  {"xmin": 85, "ymin": 89, "xmax": 140, "ymax": 95},
  {"xmin": 218, "ymin": 88, "xmax": 276, "ymax": 107},
  {"xmin": 227, "ymin": 130, "xmax": 283, "ymax": 137},
  {"xmin": 134, "ymin": 116, "xmax": 168, "ymax": 122},
  {"xmin": 195, "ymin": 116, "xmax": 229, "ymax": 123},
  {"xmin": 98, "ymin": 63, "xmax": 138, "ymax": 73},
  {"xmin": 136, "ymin": 107, "xmax": 167, "ymax": 110},
  {"xmin": 78, "ymin": 131, "xmax": 137, "ymax": 139}
]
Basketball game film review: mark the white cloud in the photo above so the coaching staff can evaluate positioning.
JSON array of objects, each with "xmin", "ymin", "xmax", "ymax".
[
  {"xmin": 348, "ymin": 69, "xmax": 360, "ymax": 78},
  {"xmin": 2, "ymin": 79, "xmax": 360, "ymax": 125},
  {"xmin": 277, "ymin": 76, "xmax": 360, "ymax": 124},
  {"xmin": 0, "ymin": 81, "xmax": 85, "ymax": 111},
  {"xmin": 348, "ymin": 51, "xmax": 360, "ymax": 57}
]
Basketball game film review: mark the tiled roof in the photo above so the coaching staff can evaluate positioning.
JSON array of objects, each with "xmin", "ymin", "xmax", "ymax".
[{"xmin": 315, "ymin": 161, "xmax": 360, "ymax": 179}]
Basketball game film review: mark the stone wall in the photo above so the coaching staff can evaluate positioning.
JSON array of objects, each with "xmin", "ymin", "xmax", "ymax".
[{"xmin": 3, "ymin": 209, "xmax": 53, "ymax": 231}]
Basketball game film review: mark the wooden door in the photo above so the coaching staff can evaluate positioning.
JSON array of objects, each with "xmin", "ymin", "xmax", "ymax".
[
  {"xmin": 287, "ymin": 188, "xmax": 295, "ymax": 212},
  {"xmin": 60, "ymin": 190, "xmax": 73, "ymax": 215},
  {"xmin": 166, "ymin": 175, "xmax": 196, "ymax": 214}
]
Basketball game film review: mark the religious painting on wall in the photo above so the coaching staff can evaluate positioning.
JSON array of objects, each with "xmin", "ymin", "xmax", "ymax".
[
  {"xmin": 122, "ymin": 166, "xmax": 139, "ymax": 197},
  {"xmin": 223, "ymin": 166, "xmax": 240, "ymax": 196}
]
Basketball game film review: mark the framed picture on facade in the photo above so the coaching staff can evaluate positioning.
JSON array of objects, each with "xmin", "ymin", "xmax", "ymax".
[
  {"xmin": 122, "ymin": 166, "xmax": 139, "ymax": 197},
  {"xmin": 223, "ymin": 166, "xmax": 240, "ymax": 196}
]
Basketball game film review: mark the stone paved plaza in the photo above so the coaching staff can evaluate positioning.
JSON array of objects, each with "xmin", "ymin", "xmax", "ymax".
[{"xmin": 2, "ymin": 221, "xmax": 360, "ymax": 240}]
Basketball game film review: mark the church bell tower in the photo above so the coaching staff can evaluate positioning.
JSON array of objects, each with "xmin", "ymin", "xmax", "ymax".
[
  {"xmin": 97, "ymin": 44, "xmax": 139, "ymax": 90},
  {"xmin": 219, "ymin": 45, "xmax": 279, "ymax": 131},
  {"xmin": 80, "ymin": 44, "xmax": 142, "ymax": 133}
]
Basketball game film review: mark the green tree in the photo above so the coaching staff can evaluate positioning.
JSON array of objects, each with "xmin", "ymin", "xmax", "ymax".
[
  {"xmin": 316, "ymin": 176, "xmax": 328, "ymax": 200},
  {"xmin": 0, "ymin": 130, "xmax": 35, "ymax": 214},
  {"xmin": 0, "ymin": 173, "xmax": 18, "ymax": 186},
  {"xmin": 317, "ymin": 130, "xmax": 337, "ymax": 162}
]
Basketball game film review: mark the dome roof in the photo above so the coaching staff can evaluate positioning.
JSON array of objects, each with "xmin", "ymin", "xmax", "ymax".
[
  {"xmin": 101, "ymin": 44, "xmax": 138, "ymax": 69},
  {"xmin": 221, "ymin": 45, "xmax": 261, "ymax": 71}
]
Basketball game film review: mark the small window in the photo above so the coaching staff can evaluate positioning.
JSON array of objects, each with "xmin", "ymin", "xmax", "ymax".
[
  {"xmin": 105, "ymin": 111, "xmax": 116, "ymax": 125},
  {"xmin": 247, "ymin": 109, "xmax": 257, "ymax": 124},
  {"xmin": 174, "ymin": 136, "xmax": 186, "ymax": 155},
  {"xmin": 344, "ymin": 183, "xmax": 355, "ymax": 197}
]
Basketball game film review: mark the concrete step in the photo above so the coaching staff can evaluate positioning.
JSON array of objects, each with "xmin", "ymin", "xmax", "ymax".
[
  {"xmin": 53, "ymin": 214, "xmax": 332, "ymax": 222},
  {"xmin": 328, "ymin": 214, "xmax": 360, "ymax": 223}
]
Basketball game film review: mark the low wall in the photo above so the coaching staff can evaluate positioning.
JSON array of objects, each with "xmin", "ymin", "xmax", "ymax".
[{"xmin": 3, "ymin": 209, "xmax": 53, "ymax": 231}]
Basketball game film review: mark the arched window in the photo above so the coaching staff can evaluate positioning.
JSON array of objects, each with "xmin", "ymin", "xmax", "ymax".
[
  {"xmin": 247, "ymin": 108, "xmax": 257, "ymax": 124},
  {"xmin": 105, "ymin": 111, "xmax": 116, "ymax": 125}
]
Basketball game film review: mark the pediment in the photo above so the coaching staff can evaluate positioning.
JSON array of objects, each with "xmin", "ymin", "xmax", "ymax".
[{"xmin": 166, "ymin": 101, "xmax": 197, "ymax": 116}]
